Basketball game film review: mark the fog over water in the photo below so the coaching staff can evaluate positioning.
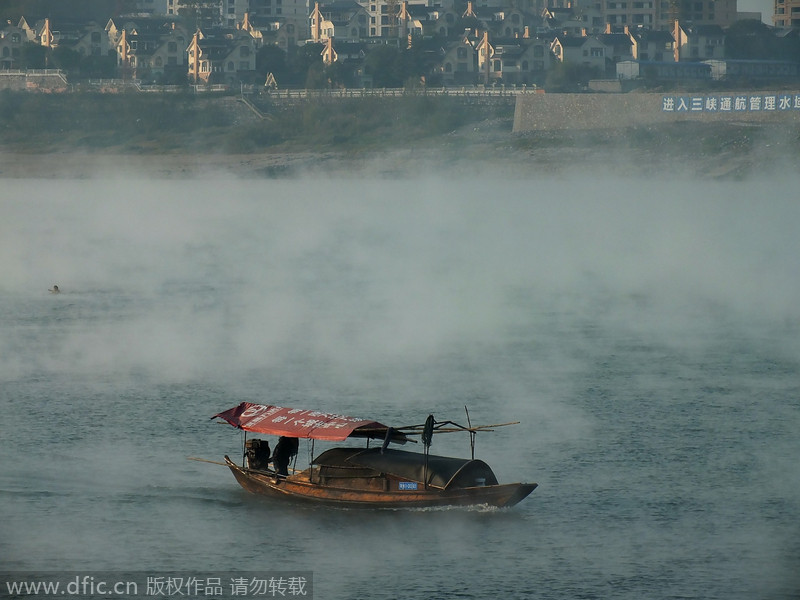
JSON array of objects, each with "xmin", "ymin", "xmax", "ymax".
[{"xmin": 1, "ymin": 176, "xmax": 799, "ymax": 599}]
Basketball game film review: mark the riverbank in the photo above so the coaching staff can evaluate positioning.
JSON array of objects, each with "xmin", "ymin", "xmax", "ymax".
[
  {"xmin": 1, "ymin": 92, "xmax": 797, "ymax": 179},
  {"xmin": 3, "ymin": 121, "xmax": 796, "ymax": 180}
]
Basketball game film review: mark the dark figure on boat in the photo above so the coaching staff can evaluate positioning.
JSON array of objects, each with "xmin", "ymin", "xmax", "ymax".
[
  {"xmin": 245, "ymin": 438, "xmax": 271, "ymax": 471},
  {"xmin": 272, "ymin": 436, "xmax": 299, "ymax": 476}
]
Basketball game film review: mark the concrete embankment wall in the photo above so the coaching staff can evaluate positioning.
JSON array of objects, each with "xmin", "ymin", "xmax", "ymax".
[
  {"xmin": 513, "ymin": 91, "xmax": 800, "ymax": 132},
  {"xmin": 0, "ymin": 71, "xmax": 68, "ymax": 91}
]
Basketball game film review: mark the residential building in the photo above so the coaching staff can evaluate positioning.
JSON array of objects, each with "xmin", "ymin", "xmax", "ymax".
[
  {"xmin": 0, "ymin": 25, "xmax": 25, "ymax": 69},
  {"xmin": 774, "ymin": 0, "xmax": 800, "ymax": 27},
  {"xmin": 310, "ymin": 1, "xmax": 370, "ymax": 42},
  {"xmin": 626, "ymin": 25, "xmax": 674, "ymax": 61},
  {"xmin": 673, "ymin": 21, "xmax": 725, "ymax": 60},
  {"xmin": 187, "ymin": 27, "xmax": 257, "ymax": 85},
  {"xmin": 551, "ymin": 33, "xmax": 606, "ymax": 70},
  {"xmin": 439, "ymin": 37, "xmax": 479, "ymax": 85}
]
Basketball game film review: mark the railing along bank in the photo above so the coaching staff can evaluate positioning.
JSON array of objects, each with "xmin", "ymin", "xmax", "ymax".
[{"xmin": 258, "ymin": 86, "xmax": 538, "ymax": 100}]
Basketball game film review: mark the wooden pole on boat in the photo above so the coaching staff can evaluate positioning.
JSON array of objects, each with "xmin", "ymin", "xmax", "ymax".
[
  {"xmin": 422, "ymin": 415, "xmax": 435, "ymax": 489},
  {"xmin": 310, "ymin": 439, "xmax": 315, "ymax": 483},
  {"xmin": 465, "ymin": 405, "xmax": 475, "ymax": 460}
]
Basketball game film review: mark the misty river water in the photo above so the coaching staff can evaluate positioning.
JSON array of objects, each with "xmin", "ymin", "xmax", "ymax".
[{"xmin": 1, "ymin": 176, "xmax": 799, "ymax": 599}]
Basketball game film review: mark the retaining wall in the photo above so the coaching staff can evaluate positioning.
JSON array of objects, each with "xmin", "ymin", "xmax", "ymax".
[
  {"xmin": 513, "ymin": 91, "xmax": 800, "ymax": 132},
  {"xmin": 0, "ymin": 71, "xmax": 68, "ymax": 91}
]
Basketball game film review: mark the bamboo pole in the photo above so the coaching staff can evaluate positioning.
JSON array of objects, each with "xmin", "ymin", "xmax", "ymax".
[{"xmin": 187, "ymin": 456, "xmax": 229, "ymax": 466}]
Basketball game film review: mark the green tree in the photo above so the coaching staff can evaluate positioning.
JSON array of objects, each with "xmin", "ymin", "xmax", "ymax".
[
  {"xmin": 256, "ymin": 44, "xmax": 290, "ymax": 84},
  {"xmin": 79, "ymin": 53, "xmax": 118, "ymax": 78},
  {"xmin": 288, "ymin": 43, "xmax": 324, "ymax": 87},
  {"xmin": 304, "ymin": 62, "xmax": 327, "ymax": 89},
  {"xmin": 324, "ymin": 61, "xmax": 357, "ymax": 88},
  {"xmin": 725, "ymin": 19, "xmax": 800, "ymax": 61},
  {"xmin": 20, "ymin": 41, "xmax": 47, "ymax": 69},
  {"xmin": 726, "ymin": 20, "xmax": 776, "ymax": 59},
  {"xmin": 51, "ymin": 46, "xmax": 82, "ymax": 73},
  {"xmin": 364, "ymin": 44, "xmax": 405, "ymax": 88}
]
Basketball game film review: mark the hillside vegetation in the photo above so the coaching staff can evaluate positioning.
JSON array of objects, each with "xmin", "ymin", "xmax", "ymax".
[{"xmin": 0, "ymin": 90, "xmax": 512, "ymax": 154}]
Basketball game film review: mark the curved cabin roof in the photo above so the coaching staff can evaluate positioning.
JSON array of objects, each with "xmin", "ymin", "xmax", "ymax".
[
  {"xmin": 213, "ymin": 402, "xmax": 407, "ymax": 443},
  {"xmin": 314, "ymin": 447, "xmax": 499, "ymax": 490}
]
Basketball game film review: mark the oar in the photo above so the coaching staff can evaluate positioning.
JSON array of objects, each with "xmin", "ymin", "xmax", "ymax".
[{"xmin": 187, "ymin": 456, "xmax": 229, "ymax": 466}]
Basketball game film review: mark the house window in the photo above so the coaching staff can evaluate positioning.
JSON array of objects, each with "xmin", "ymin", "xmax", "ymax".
[
  {"xmin": 591, "ymin": 47, "xmax": 603, "ymax": 56},
  {"xmin": 457, "ymin": 47, "xmax": 467, "ymax": 58},
  {"xmin": 445, "ymin": 62, "xmax": 452, "ymax": 72},
  {"xmin": 228, "ymin": 61, "xmax": 234, "ymax": 70},
  {"xmin": 168, "ymin": 41, "xmax": 177, "ymax": 52}
]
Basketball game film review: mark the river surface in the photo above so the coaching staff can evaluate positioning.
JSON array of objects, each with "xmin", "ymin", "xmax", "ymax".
[{"xmin": 1, "ymin": 177, "xmax": 799, "ymax": 599}]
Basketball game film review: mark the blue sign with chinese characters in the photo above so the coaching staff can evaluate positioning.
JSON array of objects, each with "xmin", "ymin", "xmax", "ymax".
[{"xmin": 662, "ymin": 94, "xmax": 800, "ymax": 113}]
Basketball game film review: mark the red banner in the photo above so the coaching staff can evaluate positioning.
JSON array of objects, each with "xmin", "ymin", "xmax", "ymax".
[{"xmin": 213, "ymin": 402, "xmax": 387, "ymax": 442}]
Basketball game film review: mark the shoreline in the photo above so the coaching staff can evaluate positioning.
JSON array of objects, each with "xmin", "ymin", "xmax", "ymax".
[{"xmin": 2, "ymin": 120, "xmax": 796, "ymax": 180}]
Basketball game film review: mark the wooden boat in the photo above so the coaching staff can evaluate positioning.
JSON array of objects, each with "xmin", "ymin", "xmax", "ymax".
[{"xmin": 208, "ymin": 402, "xmax": 537, "ymax": 509}]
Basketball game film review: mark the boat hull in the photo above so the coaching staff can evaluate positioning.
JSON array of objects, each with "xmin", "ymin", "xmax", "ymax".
[{"xmin": 224, "ymin": 456, "xmax": 536, "ymax": 509}]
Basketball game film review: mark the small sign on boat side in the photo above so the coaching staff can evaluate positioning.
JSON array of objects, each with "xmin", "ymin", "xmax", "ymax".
[{"xmin": 398, "ymin": 482, "xmax": 418, "ymax": 490}]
